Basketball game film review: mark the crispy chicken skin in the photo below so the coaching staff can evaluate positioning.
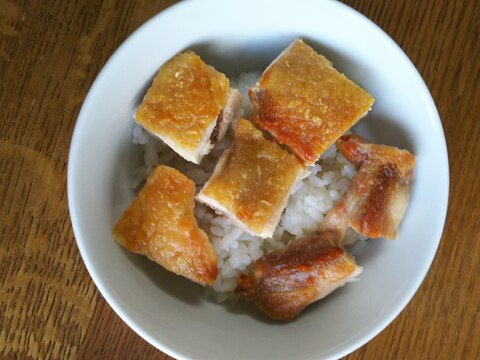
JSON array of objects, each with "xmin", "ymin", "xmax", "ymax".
[
  {"xmin": 135, "ymin": 51, "xmax": 240, "ymax": 164},
  {"xmin": 249, "ymin": 39, "xmax": 374, "ymax": 165},
  {"xmin": 197, "ymin": 118, "xmax": 306, "ymax": 238},
  {"xmin": 113, "ymin": 165, "xmax": 218, "ymax": 286},
  {"xmin": 235, "ymin": 231, "xmax": 362, "ymax": 321},
  {"xmin": 321, "ymin": 134, "xmax": 415, "ymax": 240}
]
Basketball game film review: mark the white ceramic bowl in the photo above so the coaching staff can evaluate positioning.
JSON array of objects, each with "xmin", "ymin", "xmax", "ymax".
[{"xmin": 68, "ymin": 0, "xmax": 449, "ymax": 359}]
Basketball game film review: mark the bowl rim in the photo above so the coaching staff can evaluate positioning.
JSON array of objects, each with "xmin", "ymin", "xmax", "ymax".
[{"xmin": 68, "ymin": 0, "xmax": 449, "ymax": 359}]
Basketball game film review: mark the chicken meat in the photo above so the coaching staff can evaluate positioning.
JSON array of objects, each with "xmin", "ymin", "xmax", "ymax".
[
  {"xmin": 135, "ymin": 51, "xmax": 241, "ymax": 164},
  {"xmin": 113, "ymin": 165, "xmax": 218, "ymax": 286},
  {"xmin": 249, "ymin": 39, "xmax": 374, "ymax": 165}
]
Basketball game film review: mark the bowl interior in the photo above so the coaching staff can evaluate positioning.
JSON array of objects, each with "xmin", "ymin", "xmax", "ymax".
[{"xmin": 68, "ymin": 1, "xmax": 448, "ymax": 359}]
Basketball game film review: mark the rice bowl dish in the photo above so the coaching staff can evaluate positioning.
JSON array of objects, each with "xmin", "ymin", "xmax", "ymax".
[{"xmin": 67, "ymin": 0, "xmax": 448, "ymax": 358}]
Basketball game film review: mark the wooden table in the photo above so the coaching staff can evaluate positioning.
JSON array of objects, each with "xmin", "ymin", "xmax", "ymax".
[{"xmin": 1, "ymin": 0, "xmax": 479, "ymax": 358}]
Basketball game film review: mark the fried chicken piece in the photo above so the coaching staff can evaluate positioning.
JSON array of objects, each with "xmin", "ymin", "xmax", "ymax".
[
  {"xmin": 235, "ymin": 231, "xmax": 362, "ymax": 321},
  {"xmin": 113, "ymin": 165, "xmax": 218, "ymax": 286},
  {"xmin": 197, "ymin": 118, "xmax": 307, "ymax": 238},
  {"xmin": 249, "ymin": 39, "xmax": 374, "ymax": 165},
  {"xmin": 320, "ymin": 134, "xmax": 415, "ymax": 240},
  {"xmin": 135, "ymin": 51, "xmax": 241, "ymax": 164}
]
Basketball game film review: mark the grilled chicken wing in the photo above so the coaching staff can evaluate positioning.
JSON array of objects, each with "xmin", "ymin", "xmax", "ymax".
[
  {"xmin": 135, "ymin": 51, "xmax": 241, "ymax": 164},
  {"xmin": 235, "ymin": 231, "xmax": 362, "ymax": 321},
  {"xmin": 320, "ymin": 134, "xmax": 415, "ymax": 240},
  {"xmin": 249, "ymin": 39, "xmax": 374, "ymax": 165},
  {"xmin": 113, "ymin": 165, "xmax": 218, "ymax": 286}
]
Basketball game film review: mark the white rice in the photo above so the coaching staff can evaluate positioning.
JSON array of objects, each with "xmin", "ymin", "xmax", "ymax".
[{"xmin": 131, "ymin": 71, "xmax": 365, "ymax": 302}]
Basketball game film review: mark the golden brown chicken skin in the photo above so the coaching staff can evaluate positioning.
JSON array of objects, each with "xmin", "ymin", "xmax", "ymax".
[
  {"xmin": 249, "ymin": 39, "xmax": 374, "ymax": 165},
  {"xmin": 113, "ymin": 165, "xmax": 218, "ymax": 286},
  {"xmin": 197, "ymin": 118, "xmax": 306, "ymax": 238},
  {"xmin": 135, "ymin": 51, "xmax": 240, "ymax": 164},
  {"xmin": 321, "ymin": 134, "xmax": 415, "ymax": 240},
  {"xmin": 235, "ymin": 231, "xmax": 361, "ymax": 321}
]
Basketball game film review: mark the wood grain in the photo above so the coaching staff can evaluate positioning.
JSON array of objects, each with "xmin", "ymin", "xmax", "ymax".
[{"xmin": 0, "ymin": 0, "xmax": 478, "ymax": 359}]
